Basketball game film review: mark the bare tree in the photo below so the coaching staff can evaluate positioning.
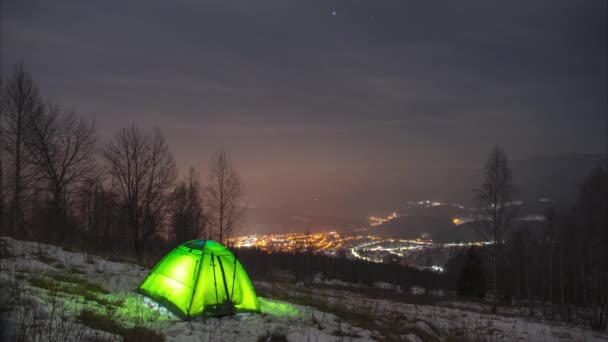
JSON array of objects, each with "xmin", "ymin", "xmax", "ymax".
[
  {"xmin": 472, "ymin": 145, "xmax": 516, "ymax": 313},
  {"xmin": 171, "ymin": 166, "xmax": 206, "ymax": 243},
  {"xmin": 104, "ymin": 126, "xmax": 176, "ymax": 263},
  {"xmin": 205, "ymin": 148, "xmax": 244, "ymax": 244},
  {"xmin": 25, "ymin": 104, "xmax": 96, "ymax": 219},
  {"xmin": 1, "ymin": 63, "xmax": 41, "ymax": 236}
]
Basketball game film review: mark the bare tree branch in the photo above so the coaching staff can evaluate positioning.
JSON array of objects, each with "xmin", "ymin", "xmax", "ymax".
[
  {"xmin": 24, "ymin": 105, "xmax": 96, "ymax": 217},
  {"xmin": 171, "ymin": 166, "xmax": 207, "ymax": 243},
  {"xmin": 104, "ymin": 126, "xmax": 176, "ymax": 263},
  {"xmin": 205, "ymin": 148, "xmax": 245, "ymax": 244},
  {"xmin": 0, "ymin": 63, "xmax": 41, "ymax": 236}
]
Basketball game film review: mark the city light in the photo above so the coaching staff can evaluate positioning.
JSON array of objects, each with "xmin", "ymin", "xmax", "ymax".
[
  {"xmin": 369, "ymin": 212, "xmax": 398, "ymax": 226},
  {"xmin": 229, "ymin": 231, "xmax": 491, "ymax": 269}
]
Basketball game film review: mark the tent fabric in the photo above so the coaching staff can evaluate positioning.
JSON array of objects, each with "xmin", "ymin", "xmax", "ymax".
[{"xmin": 138, "ymin": 240, "xmax": 260, "ymax": 319}]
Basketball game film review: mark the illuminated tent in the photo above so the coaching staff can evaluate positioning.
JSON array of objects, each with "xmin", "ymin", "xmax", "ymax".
[{"xmin": 138, "ymin": 240, "xmax": 260, "ymax": 319}]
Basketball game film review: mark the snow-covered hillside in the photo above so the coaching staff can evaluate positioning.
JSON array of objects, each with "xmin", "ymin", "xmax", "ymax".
[{"xmin": 0, "ymin": 237, "xmax": 606, "ymax": 342}]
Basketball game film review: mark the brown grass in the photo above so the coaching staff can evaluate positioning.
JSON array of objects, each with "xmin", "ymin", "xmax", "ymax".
[{"xmin": 78, "ymin": 309, "xmax": 164, "ymax": 342}]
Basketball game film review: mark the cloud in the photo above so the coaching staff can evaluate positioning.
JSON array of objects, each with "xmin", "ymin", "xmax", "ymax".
[{"xmin": 3, "ymin": 0, "xmax": 605, "ymax": 215}]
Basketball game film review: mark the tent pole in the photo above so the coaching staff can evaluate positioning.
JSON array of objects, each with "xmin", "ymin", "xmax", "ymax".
[
  {"xmin": 186, "ymin": 242, "xmax": 206, "ymax": 319},
  {"xmin": 211, "ymin": 252, "xmax": 219, "ymax": 307},
  {"xmin": 230, "ymin": 248, "xmax": 238, "ymax": 316}
]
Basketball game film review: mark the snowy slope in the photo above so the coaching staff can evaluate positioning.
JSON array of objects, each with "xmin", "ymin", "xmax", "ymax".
[
  {"xmin": 0, "ymin": 237, "xmax": 374, "ymax": 342},
  {"xmin": 0, "ymin": 237, "xmax": 606, "ymax": 342}
]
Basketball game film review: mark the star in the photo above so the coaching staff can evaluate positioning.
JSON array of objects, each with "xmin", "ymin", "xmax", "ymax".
[{"xmin": 330, "ymin": 9, "xmax": 337, "ymax": 16}]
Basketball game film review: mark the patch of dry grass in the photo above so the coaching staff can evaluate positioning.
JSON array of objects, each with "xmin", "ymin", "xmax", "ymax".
[{"xmin": 78, "ymin": 309, "xmax": 164, "ymax": 342}]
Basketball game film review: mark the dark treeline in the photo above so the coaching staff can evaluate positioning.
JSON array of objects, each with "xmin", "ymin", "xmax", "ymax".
[
  {"xmin": 506, "ymin": 165, "xmax": 607, "ymax": 330},
  {"xmin": 446, "ymin": 153, "xmax": 608, "ymax": 331},
  {"xmin": 0, "ymin": 64, "xmax": 244, "ymax": 263},
  {"xmin": 237, "ymin": 248, "xmax": 447, "ymax": 292}
]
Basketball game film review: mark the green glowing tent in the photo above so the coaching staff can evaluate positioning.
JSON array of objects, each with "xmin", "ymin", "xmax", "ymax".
[{"xmin": 138, "ymin": 240, "xmax": 260, "ymax": 319}]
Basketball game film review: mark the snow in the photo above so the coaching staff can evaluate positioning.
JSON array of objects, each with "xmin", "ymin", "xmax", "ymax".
[
  {"xmin": 0, "ymin": 237, "xmax": 375, "ymax": 341},
  {"xmin": 411, "ymin": 286, "xmax": 426, "ymax": 295},
  {"xmin": 1, "ymin": 236, "xmax": 607, "ymax": 342},
  {"xmin": 265, "ymin": 282, "xmax": 608, "ymax": 341}
]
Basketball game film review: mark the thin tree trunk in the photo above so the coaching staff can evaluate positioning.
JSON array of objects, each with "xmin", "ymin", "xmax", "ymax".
[
  {"xmin": 549, "ymin": 243, "xmax": 554, "ymax": 319},
  {"xmin": 492, "ymin": 244, "xmax": 498, "ymax": 313},
  {"xmin": 526, "ymin": 262, "xmax": 532, "ymax": 316},
  {"xmin": 13, "ymin": 113, "xmax": 22, "ymax": 235}
]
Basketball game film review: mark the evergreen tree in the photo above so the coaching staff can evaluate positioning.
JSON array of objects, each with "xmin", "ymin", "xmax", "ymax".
[{"xmin": 458, "ymin": 247, "xmax": 487, "ymax": 298}]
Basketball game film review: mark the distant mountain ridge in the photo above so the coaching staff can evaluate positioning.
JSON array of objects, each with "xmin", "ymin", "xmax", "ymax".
[{"xmin": 373, "ymin": 153, "xmax": 605, "ymax": 242}]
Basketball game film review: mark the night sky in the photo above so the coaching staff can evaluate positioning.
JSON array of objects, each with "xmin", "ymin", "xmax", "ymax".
[{"xmin": 3, "ymin": 1, "xmax": 607, "ymax": 218}]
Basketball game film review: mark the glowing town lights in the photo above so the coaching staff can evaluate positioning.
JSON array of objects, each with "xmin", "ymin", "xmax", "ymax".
[
  {"xmin": 452, "ymin": 218, "xmax": 461, "ymax": 225},
  {"xmin": 409, "ymin": 200, "xmax": 464, "ymax": 209},
  {"xmin": 369, "ymin": 212, "xmax": 399, "ymax": 226}
]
